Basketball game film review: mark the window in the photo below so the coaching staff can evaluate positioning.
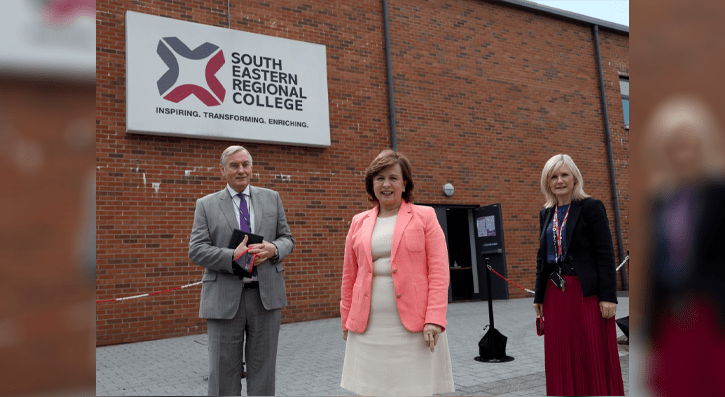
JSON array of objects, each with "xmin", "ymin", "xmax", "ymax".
[{"xmin": 619, "ymin": 77, "xmax": 629, "ymax": 128}]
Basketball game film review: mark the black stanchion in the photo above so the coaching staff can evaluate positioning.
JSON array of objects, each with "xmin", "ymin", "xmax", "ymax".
[
  {"xmin": 615, "ymin": 250, "xmax": 629, "ymax": 341},
  {"xmin": 475, "ymin": 258, "xmax": 514, "ymax": 363}
]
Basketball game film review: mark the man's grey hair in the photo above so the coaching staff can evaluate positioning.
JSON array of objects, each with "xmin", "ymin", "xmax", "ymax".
[{"xmin": 220, "ymin": 145, "xmax": 253, "ymax": 166}]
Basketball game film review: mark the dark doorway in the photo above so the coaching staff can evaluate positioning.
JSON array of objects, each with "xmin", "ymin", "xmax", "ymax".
[
  {"xmin": 421, "ymin": 203, "xmax": 482, "ymax": 302},
  {"xmin": 446, "ymin": 208, "xmax": 474, "ymax": 300}
]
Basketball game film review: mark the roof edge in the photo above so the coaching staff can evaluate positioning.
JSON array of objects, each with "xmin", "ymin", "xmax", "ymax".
[{"xmin": 492, "ymin": 0, "xmax": 629, "ymax": 34}]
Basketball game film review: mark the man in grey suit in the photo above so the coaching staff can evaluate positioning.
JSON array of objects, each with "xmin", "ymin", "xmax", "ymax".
[{"xmin": 189, "ymin": 145, "xmax": 294, "ymax": 396}]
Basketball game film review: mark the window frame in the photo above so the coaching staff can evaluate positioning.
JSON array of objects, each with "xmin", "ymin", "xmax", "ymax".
[{"xmin": 619, "ymin": 76, "xmax": 629, "ymax": 129}]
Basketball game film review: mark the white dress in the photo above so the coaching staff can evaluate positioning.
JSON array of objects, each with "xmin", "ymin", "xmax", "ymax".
[{"xmin": 341, "ymin": 215, "xmax": 455, "ymax": 396}]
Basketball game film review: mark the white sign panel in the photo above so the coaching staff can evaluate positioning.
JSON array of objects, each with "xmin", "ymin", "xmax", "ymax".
[
  {"xmin": 126, "ymin": 11, "xmax": 330, "ymax": 147},
  {"xmin": 0, "ymin": 1, "xmax": 95, "ymax": 81},
  {"xmin": 476, "ymin": 215, "xmax": 496, "ymax": 237}
]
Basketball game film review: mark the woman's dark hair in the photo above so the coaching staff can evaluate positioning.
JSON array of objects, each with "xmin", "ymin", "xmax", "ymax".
[{"xmin": 364, "ymin": 149, "xmax": 415, "ymax": 203}]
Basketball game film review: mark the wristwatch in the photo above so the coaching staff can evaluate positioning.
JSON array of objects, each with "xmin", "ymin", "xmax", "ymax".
[{"xmin": 272, "ymin": 245, "xmax": 279, "ymax": 261}]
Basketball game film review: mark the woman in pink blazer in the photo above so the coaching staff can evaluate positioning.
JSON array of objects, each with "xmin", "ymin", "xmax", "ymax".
[{"xmin": 340, "ymin": 150, "xmax": 454, "ymax": 396}]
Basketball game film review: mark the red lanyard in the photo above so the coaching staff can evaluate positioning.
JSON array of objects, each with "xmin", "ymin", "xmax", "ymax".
[
  {"xmin": 552, "ymin": 204, "xmax": 570, "ymax": 261},
  {"xmin": 233, "ymin": 247, "xmax": 259, "ymax": 272}
]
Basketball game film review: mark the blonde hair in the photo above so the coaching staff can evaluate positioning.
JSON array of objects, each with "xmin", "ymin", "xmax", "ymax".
[
  {"xmin": 540, "ymin": 154, "xmax": 590, "ymax": 208},
  {"xmin": 643, "ymin": 94, "xmax": 725, "ymax": 191},
  {"xmin": 220, "ymin": 145, "xmax": 253, "ymax": 166}
]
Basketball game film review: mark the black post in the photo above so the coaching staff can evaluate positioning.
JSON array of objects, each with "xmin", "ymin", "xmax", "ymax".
[
  {"xmin": 593, "ymin": 24, "xmax": 627, "ymax": 290},
  {"xmin": 382, "ymin": 0, "xmax": 397, "ymax": 150},
  {"xmin": 485, "ymin": 258, "xmax": 496, "ymax": 358},
  {"xmin": 475, "ymin": 258, "xmax": 513, "ymax": 363}
]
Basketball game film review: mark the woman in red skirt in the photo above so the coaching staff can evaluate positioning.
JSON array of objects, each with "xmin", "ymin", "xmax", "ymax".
[
  {"xmin": 533, "ymin": 154, "xmax": 624, "ymax": 396},
  {"xmin": 641, "ymin": 95, "xmax": 725, "ymax": 396}
]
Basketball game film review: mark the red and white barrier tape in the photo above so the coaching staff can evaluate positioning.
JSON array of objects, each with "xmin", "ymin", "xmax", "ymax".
[
  {"xmin": 98, "ymin": 255, "xmax": 627, "ymax": 304},
  {"xmin": 96, "ymin": 281, "xmax": 202, "ymax": 304},
  {"xmin": 616, "ymin": 255, "xmax": 629, "ymax": 272},
  {"xmin": 486, "ymin": 264, "xmax": 535, "ymax": 294},
  {"xmin": 486, "ymin": 255, "xmax": 629, "ymax": 295},
  {"xmin": 97, "ymin": 248, "xmax": 259, "ymax": 304}
]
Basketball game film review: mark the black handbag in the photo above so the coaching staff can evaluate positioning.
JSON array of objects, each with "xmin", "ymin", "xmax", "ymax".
[
  {"xmin": 478, "ymin": 325, "xmax": 508, "ymax": 359},
  {"xmin": 536, "ymin": 315, "xmax": 544, "ymax": 336},
  {"xmin": 536, "ymin": 314, "xmax": 544, "ymax": 336}
]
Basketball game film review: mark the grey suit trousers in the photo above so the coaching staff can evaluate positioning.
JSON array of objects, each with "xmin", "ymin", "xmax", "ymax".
[{"xmin": 207, "ymin": 286, "xmax": 282, "ymax": 396}]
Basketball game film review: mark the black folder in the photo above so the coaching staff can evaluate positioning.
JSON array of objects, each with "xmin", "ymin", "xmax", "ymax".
[
  {"xmin": 228, "ymin": 230, "xmax": 264, "ymax": 278},
  {"xmin": 228, "ymin": 229, "xmax": 264, "ymax": 249}
]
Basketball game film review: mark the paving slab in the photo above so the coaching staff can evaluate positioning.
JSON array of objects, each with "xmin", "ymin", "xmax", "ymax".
[{"xmin": 97, "ymin": 297, "xmax": 629, "ymax": 396}]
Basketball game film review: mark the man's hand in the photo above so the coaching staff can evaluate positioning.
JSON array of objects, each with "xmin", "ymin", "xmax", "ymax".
[
  {"xmin": 249, "ymin": 240, "xmax": 276, "ymax": 265},
  {"xmin": 233, "ymin": 235, "xmax": 249, "ymax": 259}
]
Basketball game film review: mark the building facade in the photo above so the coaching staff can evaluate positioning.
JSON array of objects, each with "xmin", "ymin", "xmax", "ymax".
[
  {"xmin": 96, "ymin": 0, "xmax": 629, "ymax": 346},
  {"xmin": 1, "ymin": 2, "xmax": 96, "ymax": 394}
]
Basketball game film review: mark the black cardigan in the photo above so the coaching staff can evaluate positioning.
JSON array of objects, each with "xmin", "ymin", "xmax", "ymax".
[
  {"xmin": 534, "ymin": 197, "xmax": 618, "ymax": 304},
  {"xmin": 643, "ymin": 181, "xmax": 725, "ymax": 339}
]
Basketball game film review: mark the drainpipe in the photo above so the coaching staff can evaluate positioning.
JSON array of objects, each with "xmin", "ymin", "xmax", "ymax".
[
  {"xmin": 228, "ymin": 0, "xmax": 231, "ymax": 28},
  {"xmin": 593, "ymin": 24, "xmax": 628, "ymax": 290},
  {"xmin": 382, "ymin": 0, "xmax": 397, "ymax": 150}
]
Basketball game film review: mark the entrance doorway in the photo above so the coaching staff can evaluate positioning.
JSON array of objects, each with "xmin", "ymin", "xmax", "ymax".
[
  {"xmin": 421, "ymin": 203, "xmax": 510, "ymax": 302},
  {"xmin": 422, "ymin": 204, "xmax": 481, "ymax": 302},
  {"xmin": 446, "ymin": 208, "xmax": 475, "ymax": 300}
]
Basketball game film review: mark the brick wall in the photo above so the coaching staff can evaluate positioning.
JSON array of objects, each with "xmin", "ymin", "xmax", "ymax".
[
  {"xmin": 0, "ymin": 77, "xmax": 95, "ymax": 395},
  {"xmin": 96, "ymin": 0, "xmax": 629, "ymax": 346},
  {"xmin": 384, "ymin": 1, "xmax": 629, "ymax": 293}
]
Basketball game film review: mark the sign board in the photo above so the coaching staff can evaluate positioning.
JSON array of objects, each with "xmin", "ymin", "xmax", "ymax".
[
  {"xmin": 125, "ymin": 11, "xmax": 330, "ymax": 147},
  {"xmin": 473, "ymin": 203, "xmax": 509, "ymax": 299},
  {"xmin": 0, "ymin": 1, "xmax": 95, "ymax": 81},
  {"xmin": 476, "ymin": 215, "xmax": 496, "ymax": 237}
]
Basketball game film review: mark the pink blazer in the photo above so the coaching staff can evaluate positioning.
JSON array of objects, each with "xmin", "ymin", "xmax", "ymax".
[{"xmin": 340, "ymin": 200, "xmax": 450, "ymax": 333}]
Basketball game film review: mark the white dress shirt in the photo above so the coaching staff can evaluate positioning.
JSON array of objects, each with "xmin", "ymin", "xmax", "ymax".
[
  {"xmin": 226, "ymin": 184, "xmax": 256, "ymax": 282},
  {"xmin": 226, "ymin": 184, "xmax": 255, "ymax": 233}
]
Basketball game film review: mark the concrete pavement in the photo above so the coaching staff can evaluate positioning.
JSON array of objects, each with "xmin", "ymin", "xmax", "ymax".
[{"xmin": 97, "ymin": 296, "xmax": 629, "ymax": 396}]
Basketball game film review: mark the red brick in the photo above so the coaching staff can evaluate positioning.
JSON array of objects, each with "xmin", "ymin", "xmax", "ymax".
[{"xmin": 96, "ymin": 0, "xmax": 628, "ymax": 346}]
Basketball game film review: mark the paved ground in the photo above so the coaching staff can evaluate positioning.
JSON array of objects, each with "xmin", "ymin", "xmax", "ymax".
[{"xmin": 97, "ymin": 296, "xmax": 629, "ymax": 396}]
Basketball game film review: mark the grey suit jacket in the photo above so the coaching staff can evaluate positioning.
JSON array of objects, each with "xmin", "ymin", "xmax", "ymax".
[{"xmin": 189, "ymin": 186, "xmax": 294, "ymax": 318}]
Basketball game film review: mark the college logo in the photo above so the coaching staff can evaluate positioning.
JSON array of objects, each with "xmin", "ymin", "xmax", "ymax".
[{"xmin": 156, "ymin": 37, "xmax": 226, "ymax": 106}]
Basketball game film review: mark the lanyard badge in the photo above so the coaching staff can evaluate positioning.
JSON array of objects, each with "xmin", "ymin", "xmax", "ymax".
[
  {"xmin": 550, "ymin": 204, "xmax": 569, "ymax": 291},
  {"xmin": 552, "ymin": 204, "xmax": 570, "ymax": 264}
]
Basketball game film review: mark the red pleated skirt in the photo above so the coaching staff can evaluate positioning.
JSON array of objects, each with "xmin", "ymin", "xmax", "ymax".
[
  {"xmin": 645, "ymin": 297, "xmax": 725, "ymax": 397},
  {"xmin": 543, "ymin": 274, "xmax": 624, "ymax": 396}
]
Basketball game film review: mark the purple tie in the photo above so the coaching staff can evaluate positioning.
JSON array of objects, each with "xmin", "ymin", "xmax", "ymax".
[{"xmin": 238, "ymin": 193, "xmax": 251, "ymax": 232}]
